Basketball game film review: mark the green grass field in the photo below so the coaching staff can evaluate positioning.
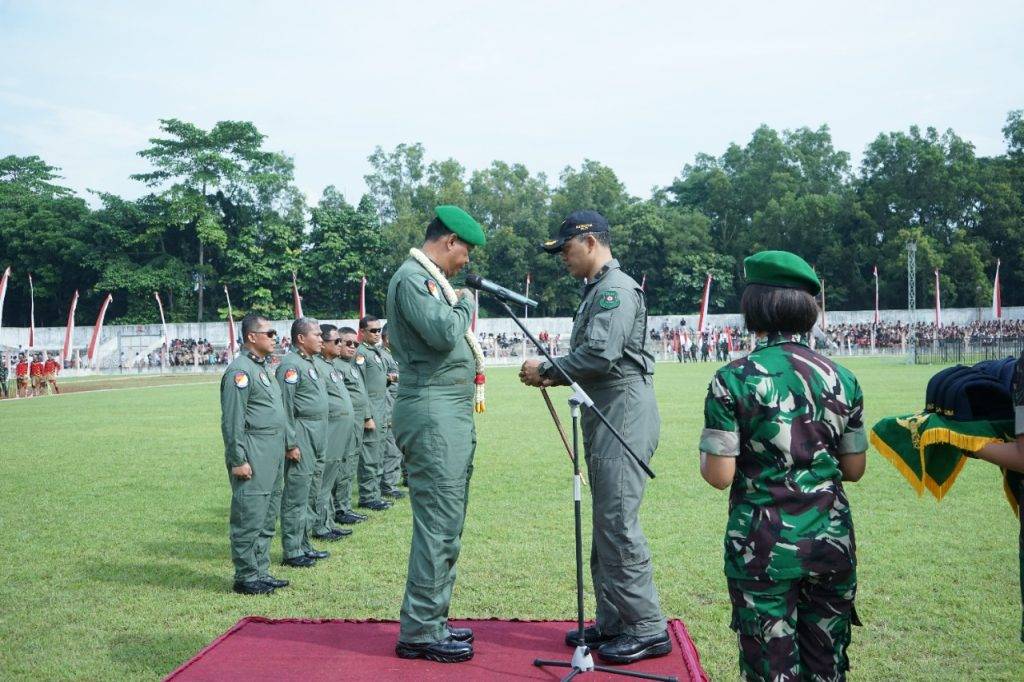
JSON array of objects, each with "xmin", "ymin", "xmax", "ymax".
[{"xmin": 2, "ymin": 359, "xmax": 1022, "ymax": 680}]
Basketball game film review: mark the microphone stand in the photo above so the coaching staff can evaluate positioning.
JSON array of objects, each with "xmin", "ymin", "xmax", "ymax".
[{"xmin": 488, "ymin": 297, "xmax": 675, "ymax": 682}]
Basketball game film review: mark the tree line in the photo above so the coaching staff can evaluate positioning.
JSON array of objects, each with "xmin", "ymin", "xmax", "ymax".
[{"xmin": 1, "ymin": 111, "xmax": 1022, "ymax": 327}]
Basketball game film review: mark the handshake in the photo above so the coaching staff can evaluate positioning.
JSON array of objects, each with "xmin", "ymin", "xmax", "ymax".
[{"xmin": 519, "ymin": 358, "xmax": 555, "ymax": 388}]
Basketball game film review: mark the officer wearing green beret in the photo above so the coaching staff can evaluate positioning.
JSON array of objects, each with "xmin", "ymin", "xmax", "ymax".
[
  {"xmin": 389, "ymin": 205, "xmax": 485, "ymax": 663},
  {"xmin": 380, "ymin": 325, "xmax": 406, "ymax": 496},
  {"xmin": 356, "ymin": 315, "xmax": 402, "ymax": 509},
  {"xmin": 700, "ymin": 250, "xmax": 867, "ymax": 681},
  {"xmin": 310, "ymin": 323, "xmax": 355, "ymax": 541},
  {"xmin": 219, "ymin": 314, "xmax": 288, "ymax": 595},
  {"xmin": 332, "ymin": 327, "xmax": 373, "ymax": 525},
  {"xmin": 520, "ymin": 210, "xmax": 670, "ymax": 664},
  {"xmin": 276, "ymin": 318, "xmax": 331, "ymax": 568}
]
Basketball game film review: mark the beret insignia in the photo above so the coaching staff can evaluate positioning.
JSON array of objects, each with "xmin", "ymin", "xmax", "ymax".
[
  {"xmin": 233, "ymin": 372, "xmax": 249, "ymax": 389},
  {"xmin": 598, "ymin": 290, "xmax": 620, "ymax": 310},
  {"xmin": 283, "ymin": 368, "xmax": 299, "ymax": 384}
]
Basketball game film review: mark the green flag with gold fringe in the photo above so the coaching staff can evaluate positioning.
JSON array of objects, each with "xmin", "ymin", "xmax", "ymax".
[{"xmin": 870, "ymin": 413, "xmax": 1019, "ymax": 513}]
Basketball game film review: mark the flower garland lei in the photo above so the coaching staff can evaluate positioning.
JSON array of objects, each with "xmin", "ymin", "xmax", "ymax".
[{"xmin": 409, "ymin": 247, "xmax": 486, "ymax": 412}]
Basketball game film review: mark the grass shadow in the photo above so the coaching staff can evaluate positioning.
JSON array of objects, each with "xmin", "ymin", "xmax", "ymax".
[
  {"xmin": 85, "ymin": 559, "xmax": 226, "ymax": 593},
  {"xmin": 108, "ymin": 631, "xmax": 213, "ymax": 678},
  {"xmin": 143, "ymin": 539, "xmax": 224, "ymax": 562}
]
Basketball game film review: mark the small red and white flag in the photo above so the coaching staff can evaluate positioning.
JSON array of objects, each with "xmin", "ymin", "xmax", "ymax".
[
  {"xmin": 359, "ymin": 276, "xmax": 367, "ymax": 319},
  {"xmin": 934, "ymin": 269, "xmax": 942, "ymax": 327},
  {"xmin": 28, "ymin": 273, "xmax": 36, "ymax": 348},
  {"xmin": 291, "ymin": 272, "xmax": 303, "ymax": 318},
  {"xmin": 993, "ymin": 259, "xmax": 1002, "ymax": 320},
  {"xmin": 697, "ymin": 274, "xmax": 712, "ymax": 333},
  {"xmin": 62, "ymin": 290, "xmax": 79, "ymax": 364},
  {"xmin": 154, "ymin": 291, "xmax": 168, "ymax": 349},
  {"xmin": 224, "ymin": 286, "xmax": 237, "ymax": 355},
  {"xmin": 0, "ymin": 266, "xmax": 10, "ymax": 335},
  {"xmin": 87, "ymin": 293, "xmax": 113, "ymax": 365},
  {"xmin": 873, "ymin": 265, "xmax": 880, "ymax": 325}
]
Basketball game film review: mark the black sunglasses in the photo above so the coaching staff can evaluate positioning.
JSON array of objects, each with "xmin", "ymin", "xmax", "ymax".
[
  {"xmin": 365, "ymin": 327, "xmax": 383, "ymax": 333},
  {"xmin": 343, "ymin": 340, "xmax": 359, "ymax": 347},
  {"xmin": 253, "ymin": 330, "xmax": 277, "ymax": 338}
]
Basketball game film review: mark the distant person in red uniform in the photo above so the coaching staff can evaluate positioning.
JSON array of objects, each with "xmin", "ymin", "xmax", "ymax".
[
  {"xmin": 15, "ymin": 354, "xmax": 30, "ymax": 398},
  {"xmin": 44, "ymin": 354, "xmax": 61, "ymax": 395},
  {"xmin": 30, "ymin": 354, "xmax": 45, "ymax": 396}
]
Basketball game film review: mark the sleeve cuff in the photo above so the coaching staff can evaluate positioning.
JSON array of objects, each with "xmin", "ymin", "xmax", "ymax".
[
  {"xmin": 839, "ymin": 427, "xmax": 869, "ymax": 454},
  {"xmin": 700, "ymin": 428, "xmax": 740, "ymax": 457}
]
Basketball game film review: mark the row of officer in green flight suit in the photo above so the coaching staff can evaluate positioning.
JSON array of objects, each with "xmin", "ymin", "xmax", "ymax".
[{"xmin": 220, "ymin": 316, "xmax": 405, "ymax": 595}]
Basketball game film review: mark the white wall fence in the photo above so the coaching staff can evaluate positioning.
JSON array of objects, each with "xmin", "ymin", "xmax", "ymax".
[{"xmin": 2, "ymin": 306, "xmax": 1021, "ymax": 372}]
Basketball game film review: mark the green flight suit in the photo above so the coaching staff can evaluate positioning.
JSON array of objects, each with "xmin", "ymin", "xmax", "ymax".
[
  {"xmin": 220, "ymin": 351, "xmax": 286, "ymax": 583},
  {"xmin": 334, "ymin": 356, "xmax": 372, "ymax": 515},
  {"xmin": 539, "ymin": 258, "xmax": 667, "ymax": 638},
  {"xmin": 357, "ymin": 342, "xmax": 389, "ymax": 505},
  {"xmin": 387, "ymin": 256, "xmax": 477, "ymax": 643},
  {"xmin": 381, "ymin": 346, "xmax": 404, "ymax": 495},
  {"xmin": 276, "ymin": 348, "xmax": 329, "ymax": 560},
  {"xmin": 313, "ymin": 355, "xmax": 356, "ymax": 536}
]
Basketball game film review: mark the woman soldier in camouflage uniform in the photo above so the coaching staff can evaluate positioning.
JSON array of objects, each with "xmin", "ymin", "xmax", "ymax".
[{"xmin": 699, "ymin": 251, "xmax": 868, "ymax": 681}]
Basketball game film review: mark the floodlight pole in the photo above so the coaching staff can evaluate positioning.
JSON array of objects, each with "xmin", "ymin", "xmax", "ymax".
[{"xmin": 907, "ymin": 241, "xmax": 917, "ymax": 365}]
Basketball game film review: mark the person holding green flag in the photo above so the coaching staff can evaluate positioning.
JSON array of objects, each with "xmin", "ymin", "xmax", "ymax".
[{"xmin": 387, "ymin": 206, "xmax": 486, "ymax": 663}]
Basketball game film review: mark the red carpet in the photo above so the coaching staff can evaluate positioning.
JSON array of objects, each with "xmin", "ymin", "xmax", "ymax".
[{"xmin": 167, "ymin": 618, "xmax": 708, "ymax": 681}]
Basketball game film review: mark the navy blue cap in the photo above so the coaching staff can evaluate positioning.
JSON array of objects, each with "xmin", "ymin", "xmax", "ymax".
[{"xmin": 541, "ymin": 210, "xmax": 610, "ymax": 254}]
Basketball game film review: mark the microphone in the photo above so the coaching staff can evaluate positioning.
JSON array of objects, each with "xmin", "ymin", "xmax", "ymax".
[{"xmin": 465, "ymin": 273, "xmax": 538, "ymax": 309}]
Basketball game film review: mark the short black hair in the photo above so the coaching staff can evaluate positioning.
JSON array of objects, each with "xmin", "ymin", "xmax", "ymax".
[
  {"xmin": 241, "ymin": 313, "xmax": 267, "ymax": 340},
  {"xmin": 320, "ymin": 323, "xmax": 338, "ymax": 338},
  {"xmin": 291, "ymin": 317, "xmax": 319, "ymax": 343},
  {"xmin": 425, "ymin": 217, "xmax": 454, "ymax": 242},
  {"xmin": 338, "ymin": 326, "xmax": 357, "ymax": 336},
  {"xmin": 359, "ymin": 314, "xmax": 378, "ymax": 329},
  {"xmin": 575, "ymin": 231, "xmax": 610, "ymax": 247},
  {"xmin": 741, "ymin": 284, "xmax": 819, "ymax": 334}
]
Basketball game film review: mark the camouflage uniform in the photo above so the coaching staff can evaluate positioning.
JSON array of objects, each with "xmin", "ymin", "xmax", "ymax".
[
  {"xmin": 701, "ymin": 333, "xmax": 867, "ymax": 681},
  {"xmin": 1012, "ymin": 356, "xmax": 1024, "ymax": 643}
]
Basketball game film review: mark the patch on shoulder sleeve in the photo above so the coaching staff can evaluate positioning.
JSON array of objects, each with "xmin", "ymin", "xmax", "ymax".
[
  {"xmin": 283, "ymin": 368, "xmax": 299, "ymax": 385},
  {"xmin": 233, "ymin": 371, "xmax": 250, "ymax": 389},
  {"xmin": 598, "ymin": 290, "xmax": 620, "ymax": 310},
  {"xmin": 355, "ymin": 354, "xmax": 365, "ymax": 366},
  {"xmin": 425, "ymin": 279, "xmax": 440, "ymax": 299}
]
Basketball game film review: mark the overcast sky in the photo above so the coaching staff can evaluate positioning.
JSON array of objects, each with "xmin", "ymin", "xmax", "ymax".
[{"xmin": 2, "ymin": 1, "xmax": 1022, "ymax": 206}]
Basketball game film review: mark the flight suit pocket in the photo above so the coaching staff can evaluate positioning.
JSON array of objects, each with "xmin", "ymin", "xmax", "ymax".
[
  {"xmin": 231, "ymin": 489, "xmax": 271, "ymax": 527},
  {"xmin": 586, "ymin": 312, "xmax": 612, "ymax": 351},
  {"xmin": 427, "ymin": 481, "xmax": 467, "ymax": 538}
]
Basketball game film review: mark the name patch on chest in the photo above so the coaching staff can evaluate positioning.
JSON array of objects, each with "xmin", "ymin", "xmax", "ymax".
[
  {"xmin": 259, "ymin": 372, "xmax": 271, "ymax": 387},
  {"xmin": 330, "ymin": 371, "xmax": 339, "ymax": 383},
  {"xmin": 308, "ymin": 368, "xmax": 319, "ymax": 381}
]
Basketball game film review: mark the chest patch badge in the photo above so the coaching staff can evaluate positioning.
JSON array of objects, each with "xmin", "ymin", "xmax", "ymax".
[
  {"xmin": 233, "ymin": 372, "xmax": 249, "ymax": 389},
  {"xmin": 374, "ymin": 354, "xmax": 383, "ymax": 365},
  {"xmin": 425, "ymin": 279, "xmax": 440, "ymax": 299},
  {"xmin": 351, "ymin": 368, "xmax": 360, "ymax": 380},
  {"xmin": 259, "ymin": 372, "xmax": 271, "ymax": 387},
  {"xmin": 308, "ymin": 368, "xmax": 319, "ymax": 381},
  {"xmin": 599, "ymin": 290, "xmax": 620, "ymax": 310},
  {"xmin": 330, "ymin": 371, "xmax": 339, "ymax": 383},
  {"xmin": 283, "ymin": 368, "xmax": 299, "ymax": 384}
]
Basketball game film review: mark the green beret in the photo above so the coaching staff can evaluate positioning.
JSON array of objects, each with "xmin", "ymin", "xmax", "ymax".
[
  {"xmin": 435, "ymin": 205, "xmax": 486, "ymax": 246},
  {"xmin": 743, "ymin": 250, "xmax": 821, "ymax": 296}
]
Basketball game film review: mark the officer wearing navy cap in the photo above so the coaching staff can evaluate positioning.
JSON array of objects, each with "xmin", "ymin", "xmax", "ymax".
[{"xmin": 521, "ymin": 210, "xmax": 671, "ymax": 664}]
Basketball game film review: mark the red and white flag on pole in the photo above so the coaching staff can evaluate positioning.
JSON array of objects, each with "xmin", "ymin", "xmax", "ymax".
[
  {"xmin": 524, "ymin": 273, "xmax": 531, "ymax": 319},
  {"xmin": 359, "ymin": 276, "xmax": 367, "ymax": 319},
  {"xmin": 934, "ymin": 269, "xmax": 942, "ymax": 327},
  {"xmin": 61, "ymin": 290, "xmax": 79, "ymax": 364},
  {"xmin": 993, "ymin": 259, "xmax": 1002, "ymax": 320},
  {"xmin": 697, "ymin": 274, "xmax": 712, "ymax": 333},
  {"xmin": 154, "ymin": 291, "xmax": 168, "ymax": 348},
  {"xmin": 224, "ymin": 286, "xmax": 237, "ymax": 355},
  {"xmin": 820, "ymin": 278, "xmax": 827, "ymax": 330},
  {"xmin": 0, "ymin": 266, "xmax": 10, "ymax": 336},
  {"xmin": 87, "ymin": 293, "xmax": 113, "ymax": 365},
  {"xmin": 28, "ymin": 273, "xmax": 35, "ymax": 348},
  {"xmin": 472, "ymin": 290, "xmax": 479, "ymax": 332},
  {"xmin": 291, "ymin": 272, "xmax": 303, "ymax": 318},
  {"xmin": 873, "ymin": 265, "xmax": 880, "ymax": 325},
  {"xmin": 640, "ymin": 273, "xmax": 647, "ymax": 292}
]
